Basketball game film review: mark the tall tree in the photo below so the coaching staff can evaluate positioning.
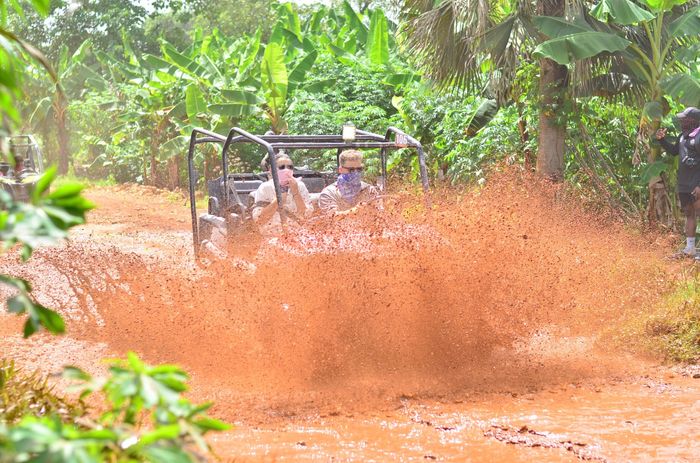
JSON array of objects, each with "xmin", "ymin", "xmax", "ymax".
[
  {"xmin": 187, "ymin": 0, "xmax": 277, "ymax": 39},
  {"xmin": 535, "ymin": 0, "xmax": 567, "ymax": 178},
  {"xmin": 12, "ymin": 0, "xmax": 149, "ymax": 59},
  {"xmin": 399, "ymin": 0, "xmax": 570, "ymax": 179},
  {"xmin": 533, "ymin": 0, "xmax": 700, "ymax": 224}
]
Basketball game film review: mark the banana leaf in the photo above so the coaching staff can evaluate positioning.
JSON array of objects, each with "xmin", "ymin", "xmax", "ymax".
[
  {"xmin": 532, "ymin": 16, "xmax": 591, "ymax": 38},
  {"xmin": 185, "ymin": 84, "xmax": 207, "ymax": 121},
  {"xmin": 591, "ymin": 0, "xmax": 655, "ymax": 25},
  {"xmin": 208, "ymin": 104, "xmax": 258, "ymax": 118},
  {"xmin": 661, "ymin": 73, "xmax": 700, "ymax": 106},
  {"xmin": 533, "ymin": 32, "xmax": 631, "ymax": 65},
  {"xmin": 367, "ymin": 9, "xmax": 389, "ymax": 66},
  {"xmin": 289, "ymin": 50, "xmax": 317, "ymax": 90},
  {"xmin": 261, "ymin": 43, "xmax": 288, "ymax": 118},
  {"xmin": 342, "ymin": 0, "xmax": 368, "ymax": 47},
  {"xmin": 641, "ymin": 0, "xmax": 687, "ymax": 13},
  {"xmin": 668, "ymin": 6, "xmax": 700, "ymax": 38},
  {"xmin": 220, "ymin": 89, "xmax": 262, "ymax": 105}
]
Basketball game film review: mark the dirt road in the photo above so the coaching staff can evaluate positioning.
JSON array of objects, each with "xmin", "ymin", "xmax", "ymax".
[{"xmin": 1, "ymin": 181, "xmax": 699, "ymax": 462}]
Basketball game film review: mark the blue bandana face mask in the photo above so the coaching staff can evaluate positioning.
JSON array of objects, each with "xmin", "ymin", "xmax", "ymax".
[{"xmin": 337, "ymin": 171, "xmax": 362, "ymax": 202}]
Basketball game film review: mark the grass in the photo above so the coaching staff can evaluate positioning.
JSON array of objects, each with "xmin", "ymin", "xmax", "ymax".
[
  {"xmin": 644, "ymin": 277, "xmax": 700, "ymax": 363},
  {"xmin": 617, "ymin": 274, "xmax": 700, "ymax": 363},
  {"xmin": 0, "ymin": 359, "xmax": 84, "ymax": 424},
  {"xmin": 54, "ymin": 172, "xmax": 212, "ymax": 210},
  {"xmin": 53, "ymin": 173, "xmax": 116, "ymax": 189}
]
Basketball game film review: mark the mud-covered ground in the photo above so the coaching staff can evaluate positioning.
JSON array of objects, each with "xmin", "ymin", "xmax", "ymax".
[{"xmin": 1, "ymin": 178, "xmax": 699, "ymax": 462}]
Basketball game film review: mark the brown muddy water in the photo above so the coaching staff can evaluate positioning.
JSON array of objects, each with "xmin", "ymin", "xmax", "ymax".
[{"xmin": 1, "ymin": 177, "xmax": 699, "ymax": 462}]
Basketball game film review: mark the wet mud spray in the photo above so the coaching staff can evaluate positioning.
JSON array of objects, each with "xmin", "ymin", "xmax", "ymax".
[{"xmin": 2, "ymin": 174, "xmax": 695, "ymax": 461}]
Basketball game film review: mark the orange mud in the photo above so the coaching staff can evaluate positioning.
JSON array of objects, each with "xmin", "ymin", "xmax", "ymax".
[{"xmin": 1, "ymin": 175, "xmax": 699, "ymax": 462}]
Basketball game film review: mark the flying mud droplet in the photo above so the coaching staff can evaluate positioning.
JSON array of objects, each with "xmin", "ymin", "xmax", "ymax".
[{"xmin": 0, "ymin": 172, "xmax": 672, "ymax": 415}]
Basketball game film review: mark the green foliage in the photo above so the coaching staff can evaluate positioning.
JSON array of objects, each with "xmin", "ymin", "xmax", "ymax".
[
  {"xmin": 0, "ymin": 353, "xmax": 230, "ymax": 463},
  {"xmin": 0, "ymin": 167, "xmax": 94, "ymax": 337},
  {"xmin": 640, "ymin": 279, "xmax": 700, "ymax": 362},
  {"xmin": 567, "ymin": 97, "xmax": 647, "ymax": 209},
  {"xmin": 261, "ymin": 42, "xmax": 289, "ymax": 132},
  {"xmin": 367, "ymin": 9, "xmax": 389, "ymax": 65},
  {"xmin": 2, "ymin": 275, "xmax": 65, "ymax": 337},
  {"xmin": 8, "ymin": 0, "xmax": 177, "ymax": 60},
  {"xmin": 0, "ymin": 5, "xmax": 229, "ymax": 463},
  {"xmin": 61, "ymin": 1, "xmax": 412, "ymax": 185},
  {"xmin": 662, "ymin": 73, "xmax": 700, "ymax": 107},
  {"xmin": 533, "ymin": 32, "xmax": 632, "ymax": 66},
  {"xmin": 591, "ymin": 0, "xmax": 656, "ymax": 25},
  {"xmin": 0, "ymin": 0, "xmax": 56, "ymax": 134},
  {"xmin": 189, "ymin": 0, "xmax": 277, "ymax": 41},
  {"xmin": 535, "ymin": 1, "xmax": 700, "ymax": 120},
  {"xmin": 439, "ymin": 104, "xmax": 522, "ymax": 183},
  {"xmin": 0, "ymin": 167, "xmax": 92, "ymax": 257}
]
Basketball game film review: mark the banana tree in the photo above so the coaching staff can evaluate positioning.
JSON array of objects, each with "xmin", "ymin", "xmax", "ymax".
[
  {"xmin": 533, "ymin": 0, "xmax": 700, "ymax": 224},
  {"xmin": 153, "ymin": 33, "xmax": 265, "ymax": 178},
  {"xmin": 28, "ymin": 40, "xmax": 94, "ymax": 174},
  {"xmin": 0, "ymin": 0, "xmax": 55, "ymax": 137}
]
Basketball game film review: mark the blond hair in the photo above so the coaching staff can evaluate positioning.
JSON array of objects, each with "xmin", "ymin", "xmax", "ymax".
[{"xmin": 339, "ymin": 150, "xmax": 363, "ymax": 167}]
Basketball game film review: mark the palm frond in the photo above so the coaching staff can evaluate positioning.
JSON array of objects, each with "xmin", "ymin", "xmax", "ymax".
[{"xmin": 399, "ymin": 0, "xmax": 507, "ymax": 91}]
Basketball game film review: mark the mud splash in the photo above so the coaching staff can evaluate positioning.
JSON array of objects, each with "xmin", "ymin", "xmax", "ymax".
[{"xmin": 0, "ymin": 174, "xmax": 689, "ymax": 461}]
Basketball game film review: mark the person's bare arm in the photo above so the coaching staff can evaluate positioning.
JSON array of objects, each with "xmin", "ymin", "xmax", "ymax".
[
  {"xmin": 318, "ymin": 189, "xmax": 339, "ymax": 213},
  {"xmin": 288, "ymin": 179, "xmax": 307, "ymax": 216},
  {"xmin": 334, "ymin": 206, "xmax": 358, "ymax": 216},
  {"xmin": 656, "ymin": 128, "xmax": 679, "ymax": 155},
  {"xmin": 253, "ymin": 194, "xmax": 287, "ymax": 224}
]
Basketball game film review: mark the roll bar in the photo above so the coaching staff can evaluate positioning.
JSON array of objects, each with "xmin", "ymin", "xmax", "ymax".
[{"xmin": 187, "ymin": 126, "xmax": 430, "ymax": 257}]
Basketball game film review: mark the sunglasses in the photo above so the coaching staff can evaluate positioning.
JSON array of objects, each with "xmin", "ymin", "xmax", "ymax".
[
  {"xmin": 277, "ymin": 164, "xmax": 294, "ymax": 170},
  {"xmin": 343, "ymin": 167, "xmax": 363, "ymax": 173}
]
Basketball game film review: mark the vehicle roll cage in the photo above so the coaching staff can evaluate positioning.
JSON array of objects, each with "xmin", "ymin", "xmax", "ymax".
[
  {"xmin": 5, "ymin": 135, "xmax": 45, "ymax": 172},
  {"xmin": 187, "ymin": 126, "xmax": 429, "ymax": 255}
]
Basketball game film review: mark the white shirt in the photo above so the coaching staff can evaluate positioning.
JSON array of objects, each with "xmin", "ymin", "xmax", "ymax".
[{"xmin": 251, "ymin": 178, "xmax": 313, "ymax": 233}]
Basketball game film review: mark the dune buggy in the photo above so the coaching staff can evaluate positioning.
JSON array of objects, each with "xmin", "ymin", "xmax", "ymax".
[
  {"xmin": 1, "ymin": 135, "xmax": 45, "ymax": 202},
  {"xmin": 186, "ymin": 126, "xmax": 431, "ymax": 259}
]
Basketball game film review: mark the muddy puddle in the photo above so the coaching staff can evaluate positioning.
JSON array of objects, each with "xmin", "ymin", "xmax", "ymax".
[
  {"xmin": 1, "ymin": 177, "xmax": 698, "ymax": 462},
  {"xmin": 213, "ymin": 370, "xmax": 700, "ymax": 462}
]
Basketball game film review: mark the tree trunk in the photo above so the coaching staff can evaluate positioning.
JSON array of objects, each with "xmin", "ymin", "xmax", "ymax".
[
  {"xmin": 646, "ymin": 118, "xmax": 674, "ymax": 227},
  {"xmin": 150, "ymin": 151, "xmax": 158, "ymax": 186},
  {"xmin": 536, "ymin": 57, "xmax": 568, "ymax": 180},
  {"xmin": 516, "ymin": 103, "xmax": 534, "ymax": 170},
  {"xmin": 167, "ymin": 156, "xmax": 179, "ymax": 190},
  {"xmin": 55, "ymin": 91, "xmax": 70, "ymax": 175},
  {"xmin": 536, "ymin": 0, "xmax": 567, "ymax": 180}
]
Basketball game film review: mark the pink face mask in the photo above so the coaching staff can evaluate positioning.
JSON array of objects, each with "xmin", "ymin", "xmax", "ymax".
[{"xmin": 278, "ymin": 168, "xmax": 294, "ymax": 187}]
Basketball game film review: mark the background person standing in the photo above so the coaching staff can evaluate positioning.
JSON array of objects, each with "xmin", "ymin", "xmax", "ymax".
[{"xmin": 656, "ymin": 107, "xmax": 700, "ymax": 259}]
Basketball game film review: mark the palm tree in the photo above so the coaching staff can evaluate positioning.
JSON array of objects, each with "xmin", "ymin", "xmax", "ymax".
[{"xmin": 400, "ymin": 0, "xmax": 569, "ymax": 179}]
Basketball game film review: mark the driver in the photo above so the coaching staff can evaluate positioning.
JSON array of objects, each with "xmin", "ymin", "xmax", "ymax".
[
  {"xmin": 251, "ymin": 152, "xmax": 313, "ymax": 233},
  {"xmin": 318, "ymin": 149, "xmax": 379, "ymax": 215}
]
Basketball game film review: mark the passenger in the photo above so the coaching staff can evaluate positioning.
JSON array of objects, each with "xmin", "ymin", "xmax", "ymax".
[
  {"xmin": 251, "ymin": 153, "xmax": 313, "ymax": 233},
  {"xmin": 7, "ymin": 154, "xmax": 24, "ymax": 179},
  {"xmin": 318, "ymin": 149, "xmax": 379, "ymax": 215}
]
